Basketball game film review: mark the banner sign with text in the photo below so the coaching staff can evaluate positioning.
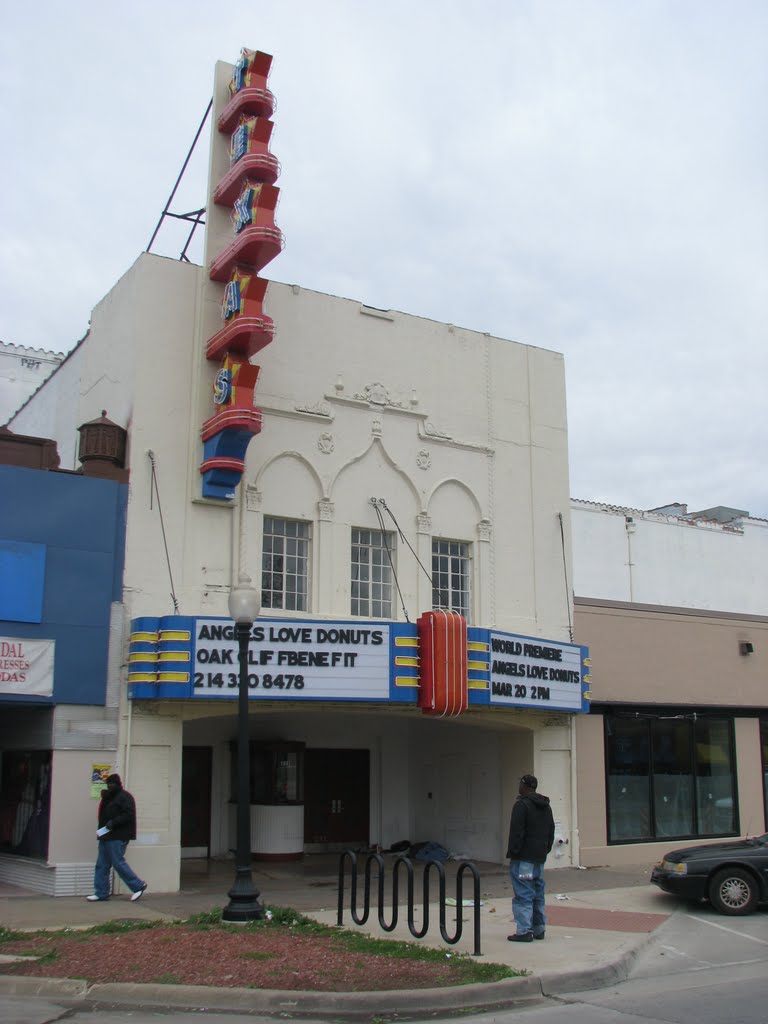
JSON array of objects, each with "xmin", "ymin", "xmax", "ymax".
[
  {"xmin": 0, "ymin": 636, "xmax": 55, "ymax": 696},
  {"xmin": 128, "ymin": 615, "xmax": 589, "ymax": 713},
  {"xmin": 194, "ymin": 619, "xmax": 390, "ymax": 700},
  {"xmin": 487, "ymin": 632, "xmax": 585, "ymax": 711}
]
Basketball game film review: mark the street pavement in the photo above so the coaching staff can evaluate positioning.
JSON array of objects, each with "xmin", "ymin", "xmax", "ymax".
[{"xmin": 0, "ymin": 854, "xmax": 683, "ymax": 1018}]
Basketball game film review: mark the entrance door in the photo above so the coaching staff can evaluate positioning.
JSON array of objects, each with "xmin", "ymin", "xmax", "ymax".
[
  {"xmin": 304, "ymin": 749, "xmax": 369, "ymax": 847},
  {"xmin": 181, "ymin": 747, "xmax": 212, "ymax": 853}
]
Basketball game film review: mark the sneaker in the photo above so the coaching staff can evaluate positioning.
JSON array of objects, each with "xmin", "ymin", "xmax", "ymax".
[
  {"xmin": 86, "ymin": 894, "xmax": 108, "ymax": 901},
  {"xmin": 534, "ymin": 931, "xmax": 546, "ymax": 940},
  {"xmin": 130, "ymin": 883, "xmax": 147, "ymax": 902},
  {"xmin": 507, "ymin": 932, "xmax": 533, "ymax": 942}
]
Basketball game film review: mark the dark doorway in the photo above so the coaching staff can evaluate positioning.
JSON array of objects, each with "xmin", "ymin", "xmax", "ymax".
[
  {"xmin": 181, "ymin": 746, "xmax": 212, "ymax": 852},
  {"xmin": 304, "ymin": 748, "xmax": 369, "ymax": 847}
]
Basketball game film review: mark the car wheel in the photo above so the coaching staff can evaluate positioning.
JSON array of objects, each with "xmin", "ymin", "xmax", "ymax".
[{"xmin": 708, "ymin": 867, "xmax": 758, "ymax": 915}]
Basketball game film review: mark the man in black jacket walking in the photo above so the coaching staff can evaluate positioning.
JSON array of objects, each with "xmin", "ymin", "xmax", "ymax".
[
  {"xmin": 87, "ymin": 774, "xmax": 147, "ymax": 902},
  {"xmin": 506, "ymin": 773, "xmax": 555, "ymax": 941}
]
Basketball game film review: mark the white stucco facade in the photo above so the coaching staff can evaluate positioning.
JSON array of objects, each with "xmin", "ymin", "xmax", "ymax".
[
  {"xmin": 571, "ymin": 498, "xmax": 768, "ymax": 613},
  {"xmin": 0, "ymin": 342, "xmax": 65, "ymax": 427}
]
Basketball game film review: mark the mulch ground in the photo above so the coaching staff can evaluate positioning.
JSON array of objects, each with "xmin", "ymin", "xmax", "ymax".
[{"xmin": 0, "ymin": 924, "xmax": 478, "ymax": 991}]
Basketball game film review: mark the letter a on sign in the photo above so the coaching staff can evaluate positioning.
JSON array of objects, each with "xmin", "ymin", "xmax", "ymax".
[{"xmin": 416, "ymin": 610, "xmax": 468, "ymax": 716}]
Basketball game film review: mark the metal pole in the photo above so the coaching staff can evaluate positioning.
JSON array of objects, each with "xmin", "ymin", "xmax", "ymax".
[
  {"xmin": 222, "ymin": 621, "xmax": 263, "ymax": 922},
  {"xmin": 146, "ymin": 98, "xmax": 213, "ymax": 254}
]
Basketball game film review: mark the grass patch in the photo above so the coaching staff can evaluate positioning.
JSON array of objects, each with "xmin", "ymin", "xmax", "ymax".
[
  {"xmin": 12, "ymin": 948, "xmax": 58, "ymax": 963},
  {"xmin": 151, "ymin": 973, "xmax": 183, "ymax": 985},
  {"xmin": 184, "ymin": 908, "xmax": 223, "ymax": 929},
  {"xmin": 34, "ymin": 948, "xmax": 60, "ymax": 965},
  {"xmin": 330, "ymin": 930, "xmax": 517, "ymax": 983},
  {"xmin": 85, "ymin": 919, "xmax": 161, "ymax": 936},
  {"xmin": 238, "ymin": 950, "xmax": 274, "ymax": 961}
]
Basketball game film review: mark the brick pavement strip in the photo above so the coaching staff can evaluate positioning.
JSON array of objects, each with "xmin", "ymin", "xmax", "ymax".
[{"xmin": 546, "ymin": 906, "xmax": 669, "ymax": 932}]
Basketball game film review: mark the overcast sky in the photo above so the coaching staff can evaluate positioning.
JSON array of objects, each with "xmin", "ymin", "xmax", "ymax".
[{"xmin": 1, "ymin": 1, "xmax": 766, "ymax": 515}]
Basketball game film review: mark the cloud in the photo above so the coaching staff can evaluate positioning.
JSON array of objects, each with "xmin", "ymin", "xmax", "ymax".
[{"xmin": 1, "ymin": 0, "xmax": 766, "ymax": 513}]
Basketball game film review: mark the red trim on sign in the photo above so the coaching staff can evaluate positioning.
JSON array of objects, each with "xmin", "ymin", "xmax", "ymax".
[
  {"xmin": 218, "ymin": 87, "xmax": 275, "ymax": 132},
  {"xmin": 199, "ymin": 456, "xmax": 246, "ymax": 474},
  {"xmin": 209, "ymin": 226, "xmax": 284, "ymax": 281},
  {"xmin": 201, "ymin": 408, "xmax": 263, "ymax": 441},
  {"xmin": 214, "ymin": 152, "xmax": 280, "ymax": 205},
  {"xmin": 205, "ymin": 315, "xmax": 275, "ymax": 361}
]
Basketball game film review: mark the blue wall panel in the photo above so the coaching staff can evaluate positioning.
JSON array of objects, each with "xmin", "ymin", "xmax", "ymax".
[
  {"xmin": 0, "ymin": 540, "xmax": 46, "ymax": 623},
  {"xmin": 0, "ymin": 466, "xmax": 127, "ymax": 706},
  {"xmin": 43, "ymin": 550, "xmax": 115, "ymax": 628}
]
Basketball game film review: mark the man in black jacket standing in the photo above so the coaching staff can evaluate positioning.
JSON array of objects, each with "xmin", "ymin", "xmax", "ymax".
[
  {"xmin": 87, "ymin": 774, "xmax": 147, "ymax": 902},
  {"xmin": 506, "ymin": 773, "xmax": 555, "ymax": 942}
]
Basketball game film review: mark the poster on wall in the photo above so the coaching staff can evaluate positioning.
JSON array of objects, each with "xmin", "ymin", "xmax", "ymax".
[
  {"xmin": 90, "ymin": 764, "xmax": 113, "ymax": 799},
  {"xmin": 0, "ymin": 637, "xmax": 54, "ymax": 696}
]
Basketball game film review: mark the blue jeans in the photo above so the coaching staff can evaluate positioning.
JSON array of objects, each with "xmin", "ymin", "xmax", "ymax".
[
  {"xmin": 509, "ymin": 860, "xmax": 546, "ymax": 936},
  {"xmin": 94, "ymin": 839, "xmax": 144, "ymax": 899}
]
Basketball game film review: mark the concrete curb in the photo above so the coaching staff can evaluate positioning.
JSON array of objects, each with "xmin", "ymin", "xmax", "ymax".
[
  {"xmin": 0, "ymin": 933, "xmax": 655, "ymax": 1018},
  {"xmin": 539, "ymin": 920, "xmax": 662, "ymax": 995},
  {"xmin": 86, "ymin": 974, "xmax": 544, "ymax": 1014},
  {"xmin": 0, "ymin": 976, "xmax": 88, "ymax": 998}
]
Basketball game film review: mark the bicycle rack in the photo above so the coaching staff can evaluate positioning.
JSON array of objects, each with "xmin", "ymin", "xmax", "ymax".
[{"xmin": 337, "ymin": 850, "xmax": 482, "ymax": 956}]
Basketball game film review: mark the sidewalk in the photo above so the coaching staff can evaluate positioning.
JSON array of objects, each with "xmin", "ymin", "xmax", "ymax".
[{"xmin": 0, "ymin": 856, "xmax": 678, "ymax": 1017}]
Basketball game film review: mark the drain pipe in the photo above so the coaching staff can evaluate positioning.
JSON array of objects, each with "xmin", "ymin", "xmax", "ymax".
[{"xmin": 625, "ymin": 516, "xmax": 636, "ymax": 602}]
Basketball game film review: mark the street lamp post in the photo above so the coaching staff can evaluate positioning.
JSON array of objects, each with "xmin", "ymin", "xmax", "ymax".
[{"xmin": 222, "ymin": 573, "xmax": 264, "ymax": 923}]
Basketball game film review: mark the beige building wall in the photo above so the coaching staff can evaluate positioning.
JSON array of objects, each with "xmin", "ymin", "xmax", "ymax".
[
  {"xmin": 47, "ymin": 752, "xmax": 104, "ymax": 865},
  {"xmin": 575, "ymin": 600, "xmax": 767, "ymax": 866},
  {"xmin": 117, "ymin": 707, "xmax": 183, "ymax": 894},
  {"xmin": 576, "ymin": 600, "xmax": 767, "ymax": 708}
]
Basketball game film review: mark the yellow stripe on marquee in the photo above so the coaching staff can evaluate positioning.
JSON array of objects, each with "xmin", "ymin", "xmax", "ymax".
[
  {"xmin": 158, "ymin": 673, "xmax": 191, "ymax": 683},
  {"xmin": 129, "ymin": 652, "xmax": 157, "ymax": 662},
  {"xmin": 127, "ymin": 673, "xmax": 157, "ymax": 682},
  {"xmin": 468, "ymin": 641, "xmax": 488, "ymax": 651},
  {"xmin": 160, "ymin": 631, "xmax": 192, "ymax": 642},
  {"xmin": 395, "ymin": 676, "xmax": 420, "ymax": 687},
  {"xmin": 467, "ymin": 659, "xmax": 487, "ymax": 670},
  {"xmin": 394, "ymin": 656, "xmax": 419, "ymax": 667},
  {"xmin": 158, "ymin": 651, "xmax": 190, "ymax": 662},
  {"xmin": 130, "ymin": 632, "xmax": 158, "ymax": 643},
  {"xmin": 395, "ymin": 636, "xmax": 418, "ymax": 647}
]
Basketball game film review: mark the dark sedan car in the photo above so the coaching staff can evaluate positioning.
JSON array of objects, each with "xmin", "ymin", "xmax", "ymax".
[{"xmin": 651, "ymin": 832, "xmax": 768, "ymax": 914}]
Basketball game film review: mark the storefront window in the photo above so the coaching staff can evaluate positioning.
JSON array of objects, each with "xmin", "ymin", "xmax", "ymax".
[
  {"xmin": 0, "ymin": 750, "xmax": 51, "ymax": 859},
  {"xmin": 606, "ymin": 718, "xmax": 651, "ymax": 841},
  {"xmin": 652, "ymin": 719, "xmax": 693, "ymax": 837},
  {"xmin": 695, "ymin": 719, "xmax": 737, "ymax": 836},
  {"xmin": 605, "ymin": 715, "xmax": 736, "ymax": 844}
]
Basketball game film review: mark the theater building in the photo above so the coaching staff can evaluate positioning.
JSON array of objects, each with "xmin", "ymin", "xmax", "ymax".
[{"xmin": 7, "ymin": 49, "xmax": 588, "ymax": 894}]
